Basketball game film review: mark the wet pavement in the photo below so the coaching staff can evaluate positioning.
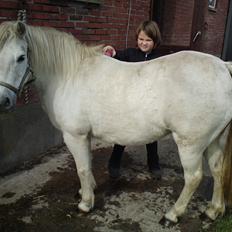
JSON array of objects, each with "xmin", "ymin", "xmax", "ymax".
[{"xmin": 0, "ymin": 136, "xmax": 217, "ymax": 232}]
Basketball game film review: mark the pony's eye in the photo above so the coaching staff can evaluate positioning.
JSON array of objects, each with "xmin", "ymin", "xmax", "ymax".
[{"xmin": 17, "ymin": 55, "xmax": 25, "ymax": 63}]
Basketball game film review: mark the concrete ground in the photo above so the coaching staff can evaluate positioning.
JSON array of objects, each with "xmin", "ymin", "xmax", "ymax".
[{"xmin": 0, "ymin": 135, "xmax": 215, "ymax": 232}]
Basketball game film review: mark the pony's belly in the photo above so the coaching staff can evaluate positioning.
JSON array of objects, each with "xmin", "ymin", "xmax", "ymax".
[{"xmin": 91, "ymin": 125, "xmax": 167, "ymax": 146}]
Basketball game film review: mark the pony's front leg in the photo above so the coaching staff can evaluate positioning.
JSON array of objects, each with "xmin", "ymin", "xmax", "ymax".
[
  {"xmin": 164, "ymin": 140, "xmax": 203, "ymax": 223},
  {"xmin": 63, "ymin": 132, "xmax": 96, "ymax": 213}
]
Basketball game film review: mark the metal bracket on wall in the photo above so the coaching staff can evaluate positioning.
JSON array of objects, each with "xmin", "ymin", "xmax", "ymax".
[{"xmin": 192, "ymin": 31, "xmax": 202, "ymax": 43}]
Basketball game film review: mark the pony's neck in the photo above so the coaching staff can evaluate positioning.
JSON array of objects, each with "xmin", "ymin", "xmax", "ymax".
[
  {"xmin": 26, "ymin": 26, "xmax": 80, "ymax": 80},
  {"xmin": 26, "ymin": 25, "xmax": 102, "ymax": 82}
]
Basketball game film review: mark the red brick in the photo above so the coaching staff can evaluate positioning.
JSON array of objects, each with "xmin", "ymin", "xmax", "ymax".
[
  {"xmin": 30, "ymin": 12, "xmax": 68, "ymax": 21},
  {"xmin": 0, "ymin": 11, "xmax": 17, "ymax": 19},
  {"xmin": 0, "ymin": 2, "xmax": 18, "ymax": 9},
  {"xmin": 33, "ymin": 0, "xmax": 50, "ymax": 3},
  {"xmin": 60, "ymin": 7, "xmax": 76, "ymax": 15},
  {"xmin": 83, "ymin": 16, "xmax": 108, "ymax": 23},
  {"xmin": 30, "ymin": 5, "xmax": 60, "ymax": 13}
]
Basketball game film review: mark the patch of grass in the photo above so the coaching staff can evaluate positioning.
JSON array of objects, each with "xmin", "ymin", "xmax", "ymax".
[{"xmin": 207, "ymin": 213, "xmax": 232, "ymax": 232}]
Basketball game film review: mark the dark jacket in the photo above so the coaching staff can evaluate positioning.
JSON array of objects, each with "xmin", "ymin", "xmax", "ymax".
[{"xmin": 115, "ymin": 48, "xmax": 161, "ymax": 62}]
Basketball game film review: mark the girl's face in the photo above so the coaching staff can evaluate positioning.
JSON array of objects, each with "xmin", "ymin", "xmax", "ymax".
[{"xmin": 137, "ymin": 30, "xmax": 155, "ymax": 53}]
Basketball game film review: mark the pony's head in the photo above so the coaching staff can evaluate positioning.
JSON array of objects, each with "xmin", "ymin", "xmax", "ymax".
[{"xmin": 0, "ymin": 21, "xmax": 32, "ymax": 112}]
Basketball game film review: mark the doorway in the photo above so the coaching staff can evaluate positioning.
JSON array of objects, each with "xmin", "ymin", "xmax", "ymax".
[
  {"xmin": 151, "ymin": 0, "xmax": 206, "ymax": 53},
  {"xmin": 151, "ymin": 0, "xmax": 164, "ymax": 30},
  {"xmin": 190, "ymin": 0, "xmax": 207, "ymax": 51},
  {"xmin": 222, "ymin": 0, "xmax": 232, "ymax": 61}
]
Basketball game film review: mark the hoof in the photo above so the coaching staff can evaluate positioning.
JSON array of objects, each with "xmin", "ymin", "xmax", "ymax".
[
  {"xmin": 78, "ymin": 201, "xmax": 92, "ymax": 213},
  {"xmin": 159, "ymin": 216, "xmax": 177, "ymax": 227}
]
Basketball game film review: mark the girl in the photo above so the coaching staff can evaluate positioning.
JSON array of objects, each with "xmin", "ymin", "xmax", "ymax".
[{"xmin": 103, "ymin": 20, "xmax": 162, "ymax": 179}]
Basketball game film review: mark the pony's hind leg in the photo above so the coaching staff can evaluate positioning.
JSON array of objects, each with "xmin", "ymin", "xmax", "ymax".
[
  {"xmin": 165, "ymin": 135, "xmax": 204, "ymax": 223},
  {"xmin": 63, "ymin": 132, "xmax": 96, "ymax": 213},
  {"xmin": 204, "ymin": 136, "xmax": 227, "ymax": 220}
]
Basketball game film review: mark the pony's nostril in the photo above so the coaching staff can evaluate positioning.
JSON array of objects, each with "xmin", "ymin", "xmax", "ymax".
[
  {"xmin": 4, "ymin": 97, "xmax": 11, "ymax": 108},
  {"xmin": 0, "ymin": 96, "xmax": 14, "ymax": 112}
]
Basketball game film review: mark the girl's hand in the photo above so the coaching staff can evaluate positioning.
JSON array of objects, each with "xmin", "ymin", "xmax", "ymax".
[{"xmin": 103, "ymin": 45, "xmax": 116, "ymax": 57}]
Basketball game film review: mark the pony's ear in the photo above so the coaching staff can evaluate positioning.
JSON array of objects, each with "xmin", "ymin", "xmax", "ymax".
[{"xmin": 15, "ymin": 21, "xmax": 26, "ymax": 37}]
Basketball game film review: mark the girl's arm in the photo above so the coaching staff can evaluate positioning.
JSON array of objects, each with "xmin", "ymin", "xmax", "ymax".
[{"xmin": 103, "ymin": 45, "xmax": 129, "ymax": 61}]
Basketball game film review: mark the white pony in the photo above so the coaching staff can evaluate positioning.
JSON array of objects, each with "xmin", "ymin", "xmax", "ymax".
[{"xmin": 0, "ymin": 21, "xmax": 232, "ymax": 224}]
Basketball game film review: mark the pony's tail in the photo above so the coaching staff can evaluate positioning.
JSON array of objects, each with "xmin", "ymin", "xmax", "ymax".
[{"xmin": 223, "ymin": 123, "xmax": 232, "ymax": 207}]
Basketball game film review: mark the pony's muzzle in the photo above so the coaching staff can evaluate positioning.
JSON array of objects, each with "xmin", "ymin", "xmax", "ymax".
[{"xmin": 0, "ymin": 93, "xmax": 16, "ymax": 112}]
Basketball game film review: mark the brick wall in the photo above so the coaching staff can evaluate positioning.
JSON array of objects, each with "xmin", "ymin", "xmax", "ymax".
[
  {"xmin": 0, "ymin": 0, "xmax": 229, "ymax": 54},
  {"xmin": 0, "ymin": 0, "xmax": 151, "ymax": 50}
]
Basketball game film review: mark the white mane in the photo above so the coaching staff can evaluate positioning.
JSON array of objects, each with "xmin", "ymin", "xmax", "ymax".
[{"xmin": 0, "ymin": 21, "xmax": 103, "ymax": 80}]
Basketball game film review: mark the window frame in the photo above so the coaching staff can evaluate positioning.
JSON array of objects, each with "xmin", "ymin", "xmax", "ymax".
[{"xmin": 208, "ymin": 0, "xmax": 217, "ymax": 11}]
